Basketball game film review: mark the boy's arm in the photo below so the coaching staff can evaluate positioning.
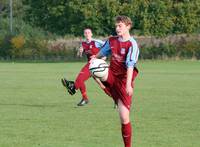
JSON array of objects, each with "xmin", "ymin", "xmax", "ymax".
[
  {"xmin": 125, "ymin": 39, "xmax": 140, "ymax": 96},
  {"xmin": 77, "ymin": 46, "xmax": 84, "ymax": 57},
  {"xmin": 77, "ymin": 38, "xmax": 84, "ymax": 57},
  {"xmin": 94, "ymin": 39, "xmax": 105, "ymax": 48},
  {"xmin": 126, "ymin": 67, "xmax": 134, "ymax": 96},
  {"xmin": 91, "ymin": 40, "xmax": 111, "ymax": 59},
  {"xmin": 101, "ymin": 56, "xmax": 107, "ymax": 60}
]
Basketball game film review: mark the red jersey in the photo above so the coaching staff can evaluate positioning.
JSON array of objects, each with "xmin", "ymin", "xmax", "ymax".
[
  {"xmin": 82, "ymin": 39, "xmax": 104, "ymax": 61},
  {"xmin": 100, "ymin": 36, "xmax": 139, "ymax": 78}
]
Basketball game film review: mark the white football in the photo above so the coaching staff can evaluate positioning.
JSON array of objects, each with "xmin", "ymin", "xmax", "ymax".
[{"xmin": 89, "ymin": 59, "xmax": 109, "ymax": 78}]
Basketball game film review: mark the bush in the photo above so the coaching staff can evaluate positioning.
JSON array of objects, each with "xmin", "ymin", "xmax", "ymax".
[
  {"xmin": 11, "ymin": 35, "xmax": 25, "ymax": 49},
  {"xmin": 0, "ymin": 34, "xmax": 13, "ymax": 57},
  {"xmin": 139, "ymin": 37, "xmax": 200, "ymax": 60},
  {"xmin": 0, "ymin": 18, "xmax": 55, "ymax": 59},
  {"xmin": 179, "ymin": 40, "xmax": 200, "ymax": 59},
  {"xmin": 1, "ymin": 15, "xmax": 200, "ymax": 61}
]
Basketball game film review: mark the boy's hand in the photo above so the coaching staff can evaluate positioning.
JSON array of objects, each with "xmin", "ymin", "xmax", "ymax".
[
  {"xmin": 126, "ymin": 85, "xmax": 133, "ymax": 96},
  {"xmin": 89, "ymin": 55, "xmax": 96, "ymax": 63},
  {"xmin": 77, "ymin": 46, "xmax": 83, "ymax": 57},
  {"xmin": 79, "ymin": 46, "xmax": 83, "ymax": 53}
]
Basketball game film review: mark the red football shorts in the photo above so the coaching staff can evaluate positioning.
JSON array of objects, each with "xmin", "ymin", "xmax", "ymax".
[{"xmin": 103, "ymin": 68, "xmax": 138, "ymax": 110}]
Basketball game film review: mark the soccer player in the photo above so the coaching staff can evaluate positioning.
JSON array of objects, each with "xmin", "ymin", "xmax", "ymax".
[
  {"xmin": 61, "ymin": 28, "xmax": 105, "ymax": 106},
  {"xmin": 90, "ymin": 16, "xmax": 139, "ymax": 147}
]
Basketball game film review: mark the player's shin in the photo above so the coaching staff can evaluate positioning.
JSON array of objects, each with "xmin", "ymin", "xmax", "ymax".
[
  {"xmin": 118, "ymin": 99, "xmax": 132, "ymax": 147},
  {"xmin": 121, "ymin": 122, "xmax": 132, "ymax": 147}
]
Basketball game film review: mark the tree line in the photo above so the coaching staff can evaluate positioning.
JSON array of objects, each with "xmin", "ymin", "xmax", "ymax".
[
  {"xmin": 0, "ymin": 0, "xmax": 200, "ymax": 60},
  {"xmin": 23, "ymin": 0, "xmax": 200, "ymax": 36},
  {"xmin": 1, "ymin": 0, "xmax": 200, "ymax": 36}
]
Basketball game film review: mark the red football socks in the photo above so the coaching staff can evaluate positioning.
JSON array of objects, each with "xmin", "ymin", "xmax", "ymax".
[
  {"xmin": 82, "ymin": 92, "xmax": 88, "ymax": 100},
  {"xmin": 121, "ymin": 122, "xmax": 132, "ymax": 147}
]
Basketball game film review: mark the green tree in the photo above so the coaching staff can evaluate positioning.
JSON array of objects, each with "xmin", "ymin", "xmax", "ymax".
[
  {"xmin": 23, "ymin": 0, "xmax": 200, "ymax": 36},
  {"xmin": 172, "ymin": 0, "xmax": 200, "ymax": 33}
]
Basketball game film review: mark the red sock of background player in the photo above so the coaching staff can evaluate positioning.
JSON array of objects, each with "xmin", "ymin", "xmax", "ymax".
[
  {"xmin": 79, "ymin": 84, "xmax": 88, "ymax": 100},
  {"xmin": 122, "ymin": 122, "xmax": 132, "ymax": 147}
]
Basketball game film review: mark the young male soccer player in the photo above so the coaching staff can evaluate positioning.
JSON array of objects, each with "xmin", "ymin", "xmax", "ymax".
[
  {"xmin": 90, "ymin": 16, "xmax": 139, "ymax": 147},
  {"xmin": 61, "ymin": 28, "xmax": 104, "ymax": 106}
]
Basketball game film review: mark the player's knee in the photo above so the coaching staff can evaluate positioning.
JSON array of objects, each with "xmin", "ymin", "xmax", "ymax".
[
  {"xmin": 74, "ymin": 81, "xmax": 80, "ymax": 89},
  {"xmin": 118, "ymin": 99, "xmax": 130, "ymax": 123},
  {"xmin": 75, "ymin": 80, "xmax": 85, "ymax": 88},
  {"xmin": 120, "ymin": 115, "xmax": 130, "ymax": 124}
]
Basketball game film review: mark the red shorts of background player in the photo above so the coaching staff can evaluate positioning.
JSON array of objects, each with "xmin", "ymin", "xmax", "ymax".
[{"xmin": 103, "ymin": 68, "xmax": 138, "ymax": 110}]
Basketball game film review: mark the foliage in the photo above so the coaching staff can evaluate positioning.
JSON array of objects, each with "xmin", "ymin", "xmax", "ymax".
[
  {"xmin": 140, "ymin": 38, "xmax": 200, "ymax": 60},
  {"xmin": 1, "ymin": 0, "xmax": 200, "ymax": 60},
  {"xmin": 11, "ymin": 35, "xmax": 25, "ymax": 49},
  {"xmin": 23, "ymin": 0, "xmax": 200, "ymax": 36}
]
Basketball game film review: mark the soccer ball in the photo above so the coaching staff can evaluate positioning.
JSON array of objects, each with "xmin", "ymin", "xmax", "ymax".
[{"xmin": 89, "ymin": 59, "xmax": 109, "ymax": 78}]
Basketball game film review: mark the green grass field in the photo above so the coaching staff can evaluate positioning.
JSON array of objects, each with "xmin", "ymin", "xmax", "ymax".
[{"xmin": 0, "ymin": 60, "xmax": 200, "ymax": 147}]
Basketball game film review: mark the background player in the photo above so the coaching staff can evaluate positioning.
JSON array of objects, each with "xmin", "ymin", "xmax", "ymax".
[
  {"xmin": 61, "ymin": 28, "xmax": 104, "ymax": 106},
  {"xmin": 90, "ymin": 16, "xmax": 139, "ymax": 147}
]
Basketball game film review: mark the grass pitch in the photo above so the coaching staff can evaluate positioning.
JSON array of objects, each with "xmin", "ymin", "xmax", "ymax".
[{"xmin": 0, "ymin": 60, "xmax": 199, "ymax": 147}]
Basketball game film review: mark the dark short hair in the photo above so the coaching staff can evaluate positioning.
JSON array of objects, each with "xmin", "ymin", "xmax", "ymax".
[{"xmin": 84, "ymin": 28, "xmax": 92, "ymax": 32}]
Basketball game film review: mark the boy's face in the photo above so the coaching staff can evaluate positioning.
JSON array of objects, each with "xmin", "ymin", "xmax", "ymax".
[
  {"xmin": 84, "ymin": 29, "xmax": 92, "ymax": 40},
  {"xmin": 115, "ymin": 22, "xmax": 130, "ymax": 36}
]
